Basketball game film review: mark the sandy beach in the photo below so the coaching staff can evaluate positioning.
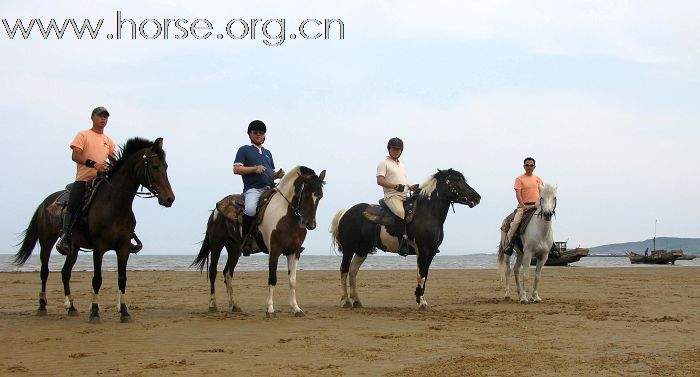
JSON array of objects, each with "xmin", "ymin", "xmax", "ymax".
[{"xmin": 1, "ymin": 267, "xmax": 698, "ymax": 376}]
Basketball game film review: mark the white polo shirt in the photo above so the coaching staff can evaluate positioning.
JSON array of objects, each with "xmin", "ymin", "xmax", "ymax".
[{"xmin": 376, "ymin": 157, "xmax": 408, "ymax": 199}]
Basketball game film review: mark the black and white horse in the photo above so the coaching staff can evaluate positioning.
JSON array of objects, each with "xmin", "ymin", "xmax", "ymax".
[{"xmin": 330, "ymin": 169, "xmax": 481, "ymax": 310}]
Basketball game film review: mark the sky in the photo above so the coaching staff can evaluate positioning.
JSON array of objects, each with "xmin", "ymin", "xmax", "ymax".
[{"xmin": 1, "ymin": 1, "xmax": 699, "ymax": 255}]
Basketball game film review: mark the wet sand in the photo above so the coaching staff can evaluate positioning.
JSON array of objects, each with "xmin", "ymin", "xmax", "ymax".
[{"xmin": 1, "ymin": 267, "xmax": 698, "ymax": 376}]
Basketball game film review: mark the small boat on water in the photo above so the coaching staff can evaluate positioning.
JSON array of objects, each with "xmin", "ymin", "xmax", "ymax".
[
  {"xmin": 676, "ymin": 254, "xmax": 697, "ymax": 261},
  {"xmin": 531, "ymin": 241, "xmax": 589, "ymax": 266},
  {"xmin": 627, "ymin": 249, "xmax": 684, "ymax": 265}
]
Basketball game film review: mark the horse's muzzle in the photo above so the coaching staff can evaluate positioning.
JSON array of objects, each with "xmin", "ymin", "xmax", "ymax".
[
  {"xmin": 159, "ymin": 195, "xmax": 175, "ymax": 208},
  {"xmin": 457, "ymin": 197, "xmax": 480, "ymax": 208}
]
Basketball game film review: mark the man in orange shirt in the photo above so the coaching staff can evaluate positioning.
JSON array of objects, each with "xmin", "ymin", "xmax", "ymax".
[
  {"xmin": 56, "ymin": 106, "xmax": 117, "ymax": 255},
  {"xmin": 504, "ymin": 157, "xmax": 544, "ymax": 256}
]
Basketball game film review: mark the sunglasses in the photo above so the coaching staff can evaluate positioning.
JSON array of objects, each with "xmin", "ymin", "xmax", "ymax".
[{"xmin": 524, "ymin": 164, "xmax": 535, "ymax": 167}]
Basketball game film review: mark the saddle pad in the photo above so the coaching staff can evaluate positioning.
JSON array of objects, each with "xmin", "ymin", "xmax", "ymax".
[
  {"xmin": 216, "ymin": 194, "xmax": 241, "ymax": 222},
  {"xmin": 500, "ymin": 206, "xmax": 537, "ymax": 234},
  {"xmin": 363, "ymin": 204, "xmax": 396, "ymax": 227}
]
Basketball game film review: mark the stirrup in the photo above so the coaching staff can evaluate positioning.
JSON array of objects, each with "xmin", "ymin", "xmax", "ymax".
[
  {"xmin": 56, "ymin": 235, "xmax": 73, "ymax": 256},
  {"xmin": 240, "ymin": 234, "xmax": 254, "ymax": 256}
]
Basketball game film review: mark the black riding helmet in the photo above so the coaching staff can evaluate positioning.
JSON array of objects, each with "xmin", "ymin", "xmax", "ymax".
[
  {"xmin": 247, "ymin": 120, "xmax": 267, "ymax": 134},
  {"xmin": 387, "ymin": 137, "xmax": 404, "ymax": 151}
]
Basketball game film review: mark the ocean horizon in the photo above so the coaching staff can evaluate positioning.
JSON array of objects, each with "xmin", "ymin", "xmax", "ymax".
[{"xmin": 1, "ymin": 253, "xmax": 698, "ymax": 273}]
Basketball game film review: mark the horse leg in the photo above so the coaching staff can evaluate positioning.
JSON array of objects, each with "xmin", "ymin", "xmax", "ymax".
[
  {"xmin": 339, "ymin": 250, "xmax": 353, "ymax": 308},
  {"xmin": 266, "ymin": 253, "xmax": 280, "ymax": 318},
  {"xmin": 503, "ymin": 254, "xmax": 512, "ymax": 301},
  {"xmin": 90, "ymin": 252, "xmax": 104, "ymax": 322},
  {"xmin": 519, "ymin": 251, "xmax": 533, "ymax": 304},
  {"xmin": 37, "ymin": 241, "xmax": 52, "ymax": 315},
  {"xmin": 348, "ymin": 254, "xmax": 366, "ymax": 308},
  {"xmin": 532, "ymin": 253, "xmax": 547, "ymax": 303},
  {"xmin": 512, "ymin": 252, "xmax": 527, "ymax": 304},
  {"xmin": 223, "ymin": 241, "xmax": 242, "ymax": 313},
  {"xmin": 206, "ymin": 241, "xmax": 222, "ymax": 313},
  {"xmin": 415, "ymin": 250, "xmax": 434, "ymax": 311},
  {"xmin": 116, "ymin": 247, "xmax": 131, "ymax": 322},
  {"xmin": 61, "ymin": 245, "xmax": 80, "ymax": 316},
  {"xmin": 287, "ymin": 250, "xmax": 304, "ymax": 317}
]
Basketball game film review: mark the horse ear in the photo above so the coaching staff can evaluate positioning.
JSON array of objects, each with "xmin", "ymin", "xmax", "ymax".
[
  {"xmin": 319, "ymin": 170, "xmax": 326, "ymax": 182},
  {"xmin": 153, "ymin": 137, "xmax": 164, "ymax": 152}
]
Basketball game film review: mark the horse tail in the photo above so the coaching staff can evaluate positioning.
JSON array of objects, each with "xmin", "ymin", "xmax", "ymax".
[
  {"xmin": 329, "ymin": 209, "xmax": 347, "ymax": 254},
  {"xmin": 191, "ymin": 235, "xmax": 211, "ymax": 272},
  {"xmin": 14, "ymin": 207, "xmax": 41, "ymax": 266}
]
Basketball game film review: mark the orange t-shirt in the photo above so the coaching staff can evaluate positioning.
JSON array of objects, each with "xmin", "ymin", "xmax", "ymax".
[
  {"xmin": 514, "ymin": 173, "xmax": 543, "ymax": 204},
  {"xmin": 70, "ymin": 129, "xmax": 116, "ymax": 181}
]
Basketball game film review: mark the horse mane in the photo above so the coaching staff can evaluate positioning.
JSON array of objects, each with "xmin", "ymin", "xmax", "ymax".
[
  {"xmin": 276, "ymin": 166, "xmax": 324, "ymax": 197},
  {"xmin": 418, "ymin": 174, "xmax": 438, "ymax": 199},
  {"xmin": 108, "ymin": 137, "xmax": 163, "ymax": 178},
  {"xmin": 540, "ymin": 183, "xmax": 557, "ymax": 198}
]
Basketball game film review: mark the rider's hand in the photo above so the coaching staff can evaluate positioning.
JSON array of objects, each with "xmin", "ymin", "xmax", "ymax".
[
  {"xmin": 394, "ymin": 184, "xmax": 405, "ymax": 192},
  {"xmin": 275, "ymin": 168, "xmax": 285, "ymax": 179},
  {"xmin": 95, "ymin": 161, "xmax": 108, "ymax": 173},
  {"xmin": 254, "ymin": 165, "xmax": 267, "ymax": 174},
  {"xmin": 409, "ymin": 184, "xmax": 419, "ymax": 191}
]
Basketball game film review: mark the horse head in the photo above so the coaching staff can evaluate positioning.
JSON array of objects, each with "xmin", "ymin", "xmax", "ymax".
[
  {"xmin": 434, "ymin": 169, "xmax": 481, "ymax": 207},
  {"xmin": 291, "ymin": 167, "xmax": 326, "ymax": 230},
  {"xmin": 538, "ymin": 183, "xmax": 557, "ymax": 221},
  {"xmin": 138, "ymin": 137, "xmax": 175, "ymax": 207}
]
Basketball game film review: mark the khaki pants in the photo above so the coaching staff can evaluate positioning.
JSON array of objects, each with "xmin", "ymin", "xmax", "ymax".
[
  {"xmin": 385, "ymin": 196, "xmax": 405, "ymax": 220},
  {"xmin": 506, "ymin": 207, "xmax": 525, "ymax": 242}
]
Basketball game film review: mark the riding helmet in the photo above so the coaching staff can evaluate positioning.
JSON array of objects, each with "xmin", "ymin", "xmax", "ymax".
[{"xmin": 247, "ymin": 120, "xmax": 267, "ymax": 134}]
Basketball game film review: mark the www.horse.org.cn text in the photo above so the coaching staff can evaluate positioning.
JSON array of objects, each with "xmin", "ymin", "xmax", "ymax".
[{"xmin": 1, "ymin": 11, "xmax": 345, "ymax": 46}]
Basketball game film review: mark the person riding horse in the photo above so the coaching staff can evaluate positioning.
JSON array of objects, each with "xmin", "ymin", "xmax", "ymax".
[
  {"xmin": 376, "ymin": 137, "xmax": 419, "ymax": 256},
  {"xmin": 503, "ymin": 156, "xmax": 544, "ymax": 256},
  {"xmin": 56, "ymin": 106, "xmax": 117, "ymax": 255},
  {"xmin": 233, "ymin": 120, "xmax": 285, "ymax": 255}
]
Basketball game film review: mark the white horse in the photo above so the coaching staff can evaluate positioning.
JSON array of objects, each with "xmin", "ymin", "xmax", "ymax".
[{"xmin": 497, "ymin": 184, "xmax": 557, "ymax": 304}]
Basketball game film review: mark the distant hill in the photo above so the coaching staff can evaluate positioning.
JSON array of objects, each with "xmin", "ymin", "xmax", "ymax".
[{"xmin": 591, "ymin": 237, "xmax": 700, "ymax": 255}]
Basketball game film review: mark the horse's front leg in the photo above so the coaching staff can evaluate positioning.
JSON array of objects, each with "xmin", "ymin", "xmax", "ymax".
[
  {"xmin": 415, "ymin": 250, "xmax": 435, "ymax": 311},
  {"xmin": 512, "ymin": 252, "xmax": 526, "ymax": 304},
  {"xmin": 531, "ymin": 252, "xmax": 547, "ymax": 303},
  {"xmin": 518, "ymin": 251, "xmax": 533, "ymax": 304},
  {"xmin": 116, "ymin": 246, "xmax": 131, "ymax": 322},
  {"xmin": 90, "ymin": 252, "xmax": 104, "ymax": 322},
  {"xmin": 348, "ymin": 254, "xmax": 366, "ymax": 308},
  {"xmin": 61, "ymin": 246, "xmax": 80, "ymax": 316},
  {"xmin": 266, "ymin": 253, "xmax": 280, "ymax": 318},
  {"xmin": 223, "ymin": 241, "xmax": 242, "ymax": 313},
  {"xmin": 286, "ymin": 249, "xmax": 304, "ymax": 317}
]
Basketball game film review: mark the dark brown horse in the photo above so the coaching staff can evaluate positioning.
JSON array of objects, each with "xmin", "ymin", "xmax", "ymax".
[
  {"xmin": 192, "ymin": 166, "xmax": 325, "ymax": 317},
  {"xmin": 13, "ymin": 137, "xmax": 175, "ymax": 322},
  {"xmin": 330, "ymin": 169, "xmax": 480, "ymax": 311}
]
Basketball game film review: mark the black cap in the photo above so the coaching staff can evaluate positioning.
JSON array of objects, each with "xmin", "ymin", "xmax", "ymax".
[
  {"xmin": 247, "ymin": 120, "xmax": 266, "ymax": 134},
  {"xmin": 91, "ymin": 106, "xmax": 110, "ymax": 117}
]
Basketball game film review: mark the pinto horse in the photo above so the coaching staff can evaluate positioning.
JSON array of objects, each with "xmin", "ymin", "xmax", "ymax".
[
  {"xmin": 13, "ymin": 138, "xmax": 175, "ymax": 322},
  {"xmin": 497, "ymin": 184, "xmax": 557, "ymax": 304},
  {"xmin": 330, "ymin": 169, "xmax": 481, "ymax": 311},
  {"xmin": 192, "ymin": 166, "xmax": 325, "ymax": 317}
]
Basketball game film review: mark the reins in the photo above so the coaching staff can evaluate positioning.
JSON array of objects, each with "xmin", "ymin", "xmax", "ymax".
[
  {"xmin": 101, "ymin": 153, "xmax": 161, "ymax": 199},
  {"xmin": 275, "ymin": 181, "xmax": 305, "ymax": 219}
]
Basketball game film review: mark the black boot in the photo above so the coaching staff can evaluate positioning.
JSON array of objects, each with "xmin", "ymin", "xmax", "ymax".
[
  {"xmin": 504, "ymin": 237, "xmax": 517, "ymax": 256},
  {"xmin": 398, "ymin": 236, "xmax": 410, "ymax": 257},
  {"xmin": 240, "ymin": 215, "xmax": 255, "ymax": 256},
  {"xmin": 56, "ymin": 212, "xmax": 74, "ymax": 255}
]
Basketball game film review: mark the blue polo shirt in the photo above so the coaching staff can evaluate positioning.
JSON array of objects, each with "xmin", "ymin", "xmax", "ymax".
[{"xmin": 234, "ymin": 145, "xmax": 276, "ymax": 191}]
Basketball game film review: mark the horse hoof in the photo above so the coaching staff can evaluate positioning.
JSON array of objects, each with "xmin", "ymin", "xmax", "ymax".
[
  {"xmin": 503, "ymin": 296, "xmax": 512, "ymax": 302},
  {"xmin": 352, "ymin": 301, "xmax": 363, "ymax": 308},
  {"xmin": 230, "ymin": 305, "xmax": 243, "ymax": 313},
  {"xmin": 342, "ymin": 302, "xmax": 352, "ymax": 308},
  {"xmin": 419, "ymin": 304, "xmax": 429, "ymax": 312},
  {"xmin": 120, "ymin": 315, "xmax": 131, "ymax": 323},
  {"xmin": 519, "ymin": 299, "xmax": 529, "ymax": 305},
  {"xmin": 208, "ymin": 306, "xmax": 218, "ymax": 313},
  {"xmin": 294, "ymin": 311, "xmax": 305, "ymax": 318},
  {"xmin": 266, "ymin": 311, "xmax": 277, "ymax": 318},
  {"xmin": 67, "ymin": 308, "xmax": 79, "ymax": 316},
  {"xmin": 37, "ymin": 309, "xmax": 47, "ymax": 316},
  {"xmin": 89, "ymin": 315, "xmax": 100, "ymax": 323},
  {"xmin": 533, "ymin": 299, "xmax": 542, "ymax": 304}
]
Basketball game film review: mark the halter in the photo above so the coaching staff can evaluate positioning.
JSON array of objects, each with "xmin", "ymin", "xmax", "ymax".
[
  {"xmin": 537, "ymin": 196, "xmax": 557, "ymax": 221},
  {"xmin": 275, "ymin": 181, "xmax": 307, "ymax": 223}
]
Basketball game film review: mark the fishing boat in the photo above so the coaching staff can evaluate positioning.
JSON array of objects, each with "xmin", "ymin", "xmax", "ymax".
[
  {"xmin": 627, "ymin": 249, "xmax": 683, "ymax": 264},
  {"xmin": 531, "ymin": 241, "xmax": 589, "ymax": 266}
]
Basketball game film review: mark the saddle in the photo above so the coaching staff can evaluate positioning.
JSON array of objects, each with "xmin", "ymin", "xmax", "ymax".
[
  {"xmin": 362, "ymin": 194, "xmax": 418, "ymax": 227},
  {"xmin": 55, "ymin": 178, "xmax": 104, "ymax": 216},
  {"xmin": 215, "ymin": 188, "xmax": 277, "ymax": 233},
  {"xmin": 500, "ymin": 206, "xmax": 538, "ymax": 235}
]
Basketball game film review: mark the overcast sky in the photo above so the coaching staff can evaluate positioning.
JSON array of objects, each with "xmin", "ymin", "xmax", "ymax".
[{"xmin": 1, "ymin": 1, "xmax": 698, "ymax": 256}]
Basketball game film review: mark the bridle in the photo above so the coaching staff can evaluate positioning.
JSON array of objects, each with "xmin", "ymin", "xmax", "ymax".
[
  {"xmin": 136, "ymin": 153, "xmax": 161, "ymax": 199},
  {"xmin": 275, "ymin": 180, "xmax": 313, "ymax": 226},
  {"xmin": 537, "ymin": 196, "xmax": 557, "ymax": 221}
]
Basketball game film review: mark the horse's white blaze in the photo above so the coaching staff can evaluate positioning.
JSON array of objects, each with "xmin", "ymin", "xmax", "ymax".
[
  {"xmin": 287, "ymin": 255, "xmax": 301, "ymax": 312},
  {"xmin": 266, "ymin": 285, "xmax": 275, "ymax": 314},
  {"xmin": 379, "ymin": 226, "xmax": 400, "ymax": 252},
  {"xmin": 63, "ymin": 295, "xmax": 72, "ymax": 309}
]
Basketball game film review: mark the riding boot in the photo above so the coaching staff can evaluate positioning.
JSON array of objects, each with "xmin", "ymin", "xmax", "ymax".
[
  {"xmin": 504, "ymin": 236, "xmax": 518, "ymax": 256},
  {"xmin": 398, "ymin": 235, "xmax": 410, "ymax": 257},
  {"xmin": 240, "ymin": 215, "xmax": 255, "ymax": 256},
  {"xmin": 56, "ymin": 212, "xmax": 74, "ymax": 255}
]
